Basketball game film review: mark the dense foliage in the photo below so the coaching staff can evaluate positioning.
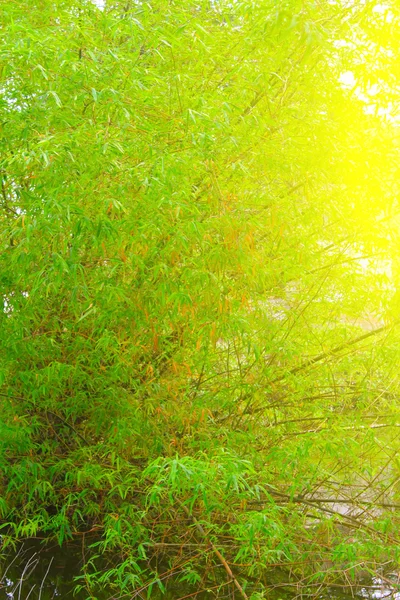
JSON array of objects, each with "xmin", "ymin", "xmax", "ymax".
[{"xmin": 1, "ymin": 0, "xmax": 400, "ymax": 598}]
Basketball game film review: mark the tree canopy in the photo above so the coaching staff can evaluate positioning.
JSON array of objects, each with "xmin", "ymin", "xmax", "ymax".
[{"xmin": 1, "ymin": 1, "xmax": 400, "ymax": 598}]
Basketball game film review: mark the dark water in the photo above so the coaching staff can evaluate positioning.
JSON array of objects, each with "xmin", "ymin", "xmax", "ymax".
[
  {"xmin": 1, "ymin": 540, "xmax": 399, "ymax": 600},
  {"xmin": 0, "ymin": 541, "xmax": 92, "ymax": 600},
  {"xmin": 0, "ymin": 540, "xmax": 243, "ymax": 600}
]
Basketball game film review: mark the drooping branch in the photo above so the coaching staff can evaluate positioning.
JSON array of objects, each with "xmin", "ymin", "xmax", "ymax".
[
  {"xmin": 276, "ymin": 323, "xmax": 395, "ymax": 382},
  {"xmin": 0, "ymin": 392, "xmax": 89, "ymax": 446},
  {"xmin": 178, "ymin": 501, "xmax": 249, "ymax": 600},
  {"xmin": 239, "ymin": 322, "xmax": 399, "ymax": 418}
]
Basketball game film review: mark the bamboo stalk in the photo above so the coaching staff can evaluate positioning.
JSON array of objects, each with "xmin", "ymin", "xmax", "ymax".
[{"xmin": 178, "ymin": 501, "xmax": 249, "ymax": 600}]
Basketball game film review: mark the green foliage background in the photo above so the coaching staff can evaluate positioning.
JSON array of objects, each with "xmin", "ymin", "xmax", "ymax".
[{"xmin": 1, "ymin": 0, "xmax": 400, "ymax": 597}]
